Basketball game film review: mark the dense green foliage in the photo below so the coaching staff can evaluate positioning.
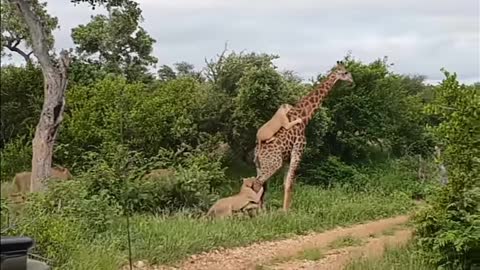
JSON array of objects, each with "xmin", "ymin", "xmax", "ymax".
[
  {"xmin": 0, "ymin": 52, "xmax": 432, "ymax": 175},
  {"xmin": 0, "ymin": 65, "xmax": 42, "ymax": 147},
  {"xmin": 414, "ymin": 71, "xmax": 480, "ymax": 269},
  {"xmin": 71, "ymin": 0, "xmax": 157, "ymax": 82},
  {"xmin": 2, "ymin": 164, "xmax": 416, "ymax": 268},
  {"xmin": 318, "ymin": 57, "xmax": 431, "ymax": 162},
  {"xmin": 0, "ymin": 1, "xmax": 476, "ymax": 268}
]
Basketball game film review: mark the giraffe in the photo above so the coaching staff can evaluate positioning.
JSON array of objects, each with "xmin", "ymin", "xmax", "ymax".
[{"xmin": 252, "ymin": 61, "xmax": 354, "ymax": 211}]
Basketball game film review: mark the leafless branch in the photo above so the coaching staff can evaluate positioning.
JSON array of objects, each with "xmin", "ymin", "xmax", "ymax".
[
  {"xmin": 5, "ymin": 38, "xmax": 31, "ymax": 63},
  {"xmin": 204, "ymin": 41, "xmax": 229, "ymax": 83}
]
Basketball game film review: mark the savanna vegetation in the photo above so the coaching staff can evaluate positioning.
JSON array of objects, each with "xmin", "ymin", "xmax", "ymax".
[
  {"xmin": 345, "ymin": 243, "xmax": 435, "ymax": 270},
  {"xmin": 1, "ymin": 0, "xmax": 478, "ymax": 269}
]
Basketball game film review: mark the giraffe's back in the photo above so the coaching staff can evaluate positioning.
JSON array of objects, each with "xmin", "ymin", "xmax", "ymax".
[
  {"xmin": 277, "ymin": 124, "xmax": 306, "ymax": 158},
  {"xmin": 257, "ymin": 107, "xmax": 306, "ymax": 162}
]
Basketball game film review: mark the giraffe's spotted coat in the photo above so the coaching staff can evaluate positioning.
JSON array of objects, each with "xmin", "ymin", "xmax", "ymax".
[{"xmin": 253, "ymin": 62, "xmax": 354, "ymax": 211}]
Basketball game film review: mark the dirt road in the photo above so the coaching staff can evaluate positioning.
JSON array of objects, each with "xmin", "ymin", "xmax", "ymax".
[{"xmin": 125, "ymin": 214, "xmax": 413, "ymax": 270}]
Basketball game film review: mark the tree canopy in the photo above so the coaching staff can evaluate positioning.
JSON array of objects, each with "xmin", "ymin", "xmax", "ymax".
[
  {"xmin": 71, "ymin": 0, "xmax": 157, "ymax": 82},
  {"xmin": 0, "ymin": 0, "xmax": 58, "ymax": 62}
]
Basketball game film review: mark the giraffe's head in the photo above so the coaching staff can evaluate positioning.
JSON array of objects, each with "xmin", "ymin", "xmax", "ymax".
[{"xmin": 332, "ymin": 61, "xmax": 354, "ymax": 85}]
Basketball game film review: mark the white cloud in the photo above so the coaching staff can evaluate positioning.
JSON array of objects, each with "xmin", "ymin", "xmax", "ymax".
[{"xmin": 2, "ymin": 0, "xmax": 479, "ymax": 84}]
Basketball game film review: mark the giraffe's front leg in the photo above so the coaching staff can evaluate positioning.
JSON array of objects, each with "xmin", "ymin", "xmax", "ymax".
[{"xmin": 283, "ymin": 142, "xmax": 305, "ymax": 212}]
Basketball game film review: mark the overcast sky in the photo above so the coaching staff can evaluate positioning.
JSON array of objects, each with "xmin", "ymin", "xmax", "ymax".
[{"xmin": 3, "ymin": 0, "xmax": 480, "ymax": 84}]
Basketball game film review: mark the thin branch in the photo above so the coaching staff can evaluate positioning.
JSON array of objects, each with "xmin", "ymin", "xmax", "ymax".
[
  {"xmin": 203, "ymin": 41, "xmax": 229, "ymax": 83},
  {"xmin": 12, "ymin": 38, "xmax": 21, "ymax": 48},
  {"xmin": 5, "ymin": 39, "xmax": 31, "ymax": 63}
]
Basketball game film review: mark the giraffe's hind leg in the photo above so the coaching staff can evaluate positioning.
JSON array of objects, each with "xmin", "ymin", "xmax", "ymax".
[
  {"xmin": 255, "ymin": 151, "xmax": 283, "ymax": 209},
  {"xmin": 283, "ymin": 142, "xmax": 305, "ymax": 212}
]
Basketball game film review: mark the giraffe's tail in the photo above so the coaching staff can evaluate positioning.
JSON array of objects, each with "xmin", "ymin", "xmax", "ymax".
[{"xmin": 254, "ymin": 140, "xmax": 261, "ymax": 168}]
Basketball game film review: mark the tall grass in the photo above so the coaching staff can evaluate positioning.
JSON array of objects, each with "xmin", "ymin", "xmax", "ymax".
[{"xmin": 61, "ymin": 184, "xmax": 413, "ymax": 269}]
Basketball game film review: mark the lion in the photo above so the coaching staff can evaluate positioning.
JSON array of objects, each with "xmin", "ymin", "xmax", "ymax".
[
  {"xmin": 9, "ymin": 167, "xmax": 72, "ymax": 203},
  {"xmin": 206, "ymin": 177, "xmax": 264, "ymax": 218},
  {"xmin": 256, "ymin": 104, "xmax": 303, "ymax": 150}
]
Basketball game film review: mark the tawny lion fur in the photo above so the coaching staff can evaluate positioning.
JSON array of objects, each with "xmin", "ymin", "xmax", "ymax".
[
  {"xmin": 256, "ymin": 104, "xmax": 303, "ymax": 152},
  {"xmin": 206, "ymin": 177, "xmax": 264, "ymax": 218},
  {"xmin": 11, "ymin": 167, "xmax": 72, "ymax": 200}
]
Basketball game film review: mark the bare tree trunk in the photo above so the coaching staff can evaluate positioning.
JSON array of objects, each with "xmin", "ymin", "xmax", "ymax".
[
  {"xmin": 31, "ymin": 67, "xmax": 69, "ymax": 191},
  {"xmin": 9, "ymin": 0, "xmax": 70, "ymax": 192}
]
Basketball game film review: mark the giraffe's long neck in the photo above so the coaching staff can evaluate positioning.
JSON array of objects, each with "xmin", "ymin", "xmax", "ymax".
[{"xmin": 294, "ymin": 73, "xmax": 338, "ymax": 125}]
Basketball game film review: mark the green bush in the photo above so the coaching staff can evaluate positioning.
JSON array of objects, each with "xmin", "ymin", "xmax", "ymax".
[
  {"xmin": 21, "ymin": 180, "xmax": 122, "ymax": 234},
  {"xmin": 359, "ymin": 158, "xmax": 428, "ymax": 199},
  {"xmin": 414, "ymin": 71, "xmax": 480, "ymax": 269},
  {"xmin": 59, "ymin": 75, "xmax": 227, "ymax": 165},
  {"xmin": 320, "ymin": 57, "xmax": 431, "ymax": 161},
  {"xmin": 126, "ymin": 165, "xmax": 222, "ymax": 214},
  {"xmin": 0, "ymin": 65, "xmax": 43, "ymax": 148},
  {"xmin": 76, "ymin": 143, "xmax": 226, "ymax": 214},
  {"xmin": 125, "ymin": 158, "xmax": 225, "ymax": 214},
  {"xmin": 6, "ymin": 179, "xmax": 122, "ymax": 266},
  {"xmin": 0, "ymin": 135, "xmax": 32, "ymax": 181},
  {"xmin": 299, "ymin": 156, "xmax": 360, "ymax": 187},
  {"xmin": 299, "ymin": 155, "xmax": 432, "ymax": 201}
]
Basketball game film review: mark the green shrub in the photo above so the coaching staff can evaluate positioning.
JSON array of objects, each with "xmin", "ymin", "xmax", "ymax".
[
  {"xmin": 320, "ymin": 57, "xmax": 431, "ymax": 161},
  {"xmin": 230, "ymin": 63, "xmax": 296, "ymax": 158},
  {"xmin": 17, "ymin": 213, "xmax": 85, "ymax": 266},
  {"xmin": 59, "ymin": 76, "xmax": 220, "ymax": 161},
  {"xmin": 414, "ymin": 71, "xmax": 480, "ymax": 269},
  {"xmin": 126, "ymin": 163, "xmax": 222, "ymax": 214},
  {"xmin": 0, "ymin": 65, "xmax": 43, "ymax": 148},
  {"xmin": 6, "ymin": 179, "xmax": 122, "ymax": 266},
  {"xmin": 76, "ymin": 143, "xmax": 226, "ymax": 214},
  {"xmin": 299, "ymin": 155, "xmax": 432, "ymax": 201},
  {"xmin": 0, "ymin": 135, "xmax": 32, "ymax": 181},
  {"xmin": 299, "ymin": 156, "xmax": 360, "ymax": 187},
  {"xmin": 129, "ymin": 151, "xmax": 225, "ymax": 213},
  {"xmin": 359, "ymin": 158, "xmax": 429, "ymax": 199},
  {"xmin": 22, "ymin": 180, "xmax": 122, "ymax": 234}
]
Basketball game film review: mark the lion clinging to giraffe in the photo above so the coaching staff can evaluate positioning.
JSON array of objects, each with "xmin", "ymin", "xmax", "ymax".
[
  {"xmin": 205, "ymin": 61, "xmax": 353, "ymax": 217},
  {"xmin": 252, "ymin": 60, "xmax": 354, "ymax": 211}
]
